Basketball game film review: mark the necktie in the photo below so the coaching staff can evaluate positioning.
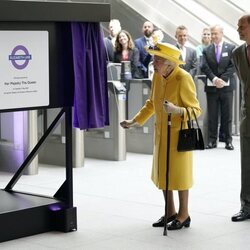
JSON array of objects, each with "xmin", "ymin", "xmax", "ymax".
[
  {"xmin": 215, "ymin": 45, "xmax": 221, "ymax": 63},
  {"xmin": 247, "ymin": 45, "xmax": 250, "ymax": 65}
]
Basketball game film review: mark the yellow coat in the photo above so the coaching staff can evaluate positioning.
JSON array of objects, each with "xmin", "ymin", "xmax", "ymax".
[{"xmin": 133, "ymin": 67, "xmax": 201, "ymax": 190}]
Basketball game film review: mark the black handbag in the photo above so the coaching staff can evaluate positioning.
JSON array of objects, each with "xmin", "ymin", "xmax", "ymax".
[{"xmin": 177, "ymin": 108, "xmax": 205, "ymax": 152}]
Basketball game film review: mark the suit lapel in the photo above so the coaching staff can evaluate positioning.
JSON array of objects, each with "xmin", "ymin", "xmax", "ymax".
[
  {"xmin": 243, "ymin": 45, "xmax": 249, "ymax": 66},
  {"xmin": 218, "ymin": 42, "xmax": 228, "ymax": 64},
  {"xmin": 238, "ymin": 45, "xmax": 250, "ymax": 96},
  {"xmin": 220, "ymin": 42, "xmax": 225, "ymax": 62},
  {"xmin": 244, "ymin": 46, "xmax": 250, "ymax": 93}
]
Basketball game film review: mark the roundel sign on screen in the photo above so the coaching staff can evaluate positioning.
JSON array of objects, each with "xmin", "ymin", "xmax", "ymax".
[{"xmin": 9, "ymin": 45, "xmax": 32, "ymax": 70}]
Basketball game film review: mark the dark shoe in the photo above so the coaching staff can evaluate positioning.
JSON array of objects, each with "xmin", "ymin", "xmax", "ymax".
[
  {"xmin": 152, "ymin": 214, "xmax": 177, "ymax": 227},
  {"xmin": 167, "ymin": 216, "xmax": 191, "ymax": 230},
  {"xmin": 231, "ymin": 210, "xmax": 250, "ymax": 222},
  {"xmin": 225, "ymin": 142, "xmax": 234, "ymax": 150},
  {"xmin": 205, "ymin": 142, "xmax": 217, "ymax": 149}
]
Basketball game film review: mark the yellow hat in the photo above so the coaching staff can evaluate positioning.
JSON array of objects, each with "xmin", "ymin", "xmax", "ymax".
[{"xmin": 146, "ymin": 42, "xmax": 185, "ymax": 65}]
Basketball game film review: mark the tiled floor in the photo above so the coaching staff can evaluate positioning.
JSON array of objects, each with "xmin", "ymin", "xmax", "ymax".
[{"xmin": 0, "ymin": 136, "xmax": 249, "ymax": 249}]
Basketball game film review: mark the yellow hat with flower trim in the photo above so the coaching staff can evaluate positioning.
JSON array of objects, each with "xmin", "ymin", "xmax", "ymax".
[{"xmin": 146, "ymin": 42, "xmax": 185, "ymax": 65}]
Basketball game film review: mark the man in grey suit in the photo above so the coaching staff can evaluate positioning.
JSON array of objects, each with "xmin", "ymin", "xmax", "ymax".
[
  {"xmin": 201, "ymin": 24, "xmax": 236, "ymax": 150},
  {"xmin": 175, "ymin": 25, "xmax": 197, "ymax": 79},
  {"xmin": 104, "ymin": 19, "xmax": 121, "ymax": 62},
  {"xmin": 231, "ymin": 14, "xmax": 250, "ymax": 222}
]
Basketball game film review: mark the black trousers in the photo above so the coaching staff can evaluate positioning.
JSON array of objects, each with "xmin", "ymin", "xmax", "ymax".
[
  {"xmin": 206, "ymin": 91, "xmax": 233, "ymax": 143},
  {"xmin": 241, "ymin": 135, "xmax": 250, "ymax": 212}
]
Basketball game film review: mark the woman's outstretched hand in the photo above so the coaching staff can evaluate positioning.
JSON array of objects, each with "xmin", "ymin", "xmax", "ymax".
[{"xmin": 120, "ymin": 119, "xmax": 136, "ymax": 129}]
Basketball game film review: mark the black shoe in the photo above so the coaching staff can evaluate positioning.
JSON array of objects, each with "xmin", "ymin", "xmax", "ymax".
[
  {"xmin": 205, "ymin": 142, "xmax": 217, "ymax": 149},
  {"xmin": 225, "ymin": 142, "xmax": 234, "ymax": 150},
  {"xmin": 231, "ymin": 210, "xmax": 250, "ymax": 222},
  {"xmin": 167, "ymin": 216, "xmax": 191, "ymax": 230},
  {"xmin": 152, "ymin": 214, "xmax": 177, "ymax": 227}
]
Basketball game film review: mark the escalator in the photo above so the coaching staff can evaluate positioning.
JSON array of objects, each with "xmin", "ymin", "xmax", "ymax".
[{"xmin": 120, "ymin": 0, "xmax": 242, "ymax": 46}]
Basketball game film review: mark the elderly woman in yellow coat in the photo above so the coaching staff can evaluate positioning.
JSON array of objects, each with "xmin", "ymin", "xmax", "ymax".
[{"xmin": 120, "ymin": 42, "xmax": 201, "ymax": 230}]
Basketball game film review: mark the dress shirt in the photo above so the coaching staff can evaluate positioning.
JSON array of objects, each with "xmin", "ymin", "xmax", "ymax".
[
  {"xmin": 212, "ymin": 41, "xmax": 223, "ymax": 83},
  {"xmin": 179, "ymin": 45, "xmax": 186, "ymax": 62},
  {"xmin": 145, "ymin": 37, "xmax": 151, "ymax": 46}
]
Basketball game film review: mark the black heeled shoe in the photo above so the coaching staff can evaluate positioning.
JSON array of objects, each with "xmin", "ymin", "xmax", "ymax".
[
  {"xmin": 152, "ymin": 213, "xmax": 177, "ymax": 227},
  {"xmin": 167, "ymin": 216, "xmax": 191, "ymax": 230}
]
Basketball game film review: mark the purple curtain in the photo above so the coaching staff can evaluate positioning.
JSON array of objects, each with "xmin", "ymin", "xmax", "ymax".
[{"xmin": 71, "ymin": 22, "xmax": 109, "ymax": 129}]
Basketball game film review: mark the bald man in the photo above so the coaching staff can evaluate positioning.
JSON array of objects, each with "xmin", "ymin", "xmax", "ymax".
[
  {"xmin": 231, "ymin": 14, "xmax": 250, "ymax": 222},
  {"xmin": 134, "ymin": 21, "xmax": 154, "ymax": 77}
]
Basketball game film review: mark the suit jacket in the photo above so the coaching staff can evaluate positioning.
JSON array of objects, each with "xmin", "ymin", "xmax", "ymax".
[
  {"xmin": 104, "ymin": 36, "xmax": 114, "ymax": 62},
  {"xmin": 134, "ymin": 36, "xmax": 152, "ymax": 77},
  {"xmin": 201, "ymin": 42, "xmax": 236, "ymax": 92},
  {"xmin": 232, "ymin": 44, "xmax": 250, "ymax": 136},
  {"xmin": 176, "ymin": 45, "xmax": 197, "ymax": 78},
  {"xmin": 114, "ymin": 47, "xmax": 143, "ymax": 78}
]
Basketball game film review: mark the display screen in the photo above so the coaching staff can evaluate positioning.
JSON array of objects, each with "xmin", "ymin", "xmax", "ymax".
[
  {"xmin": 0, "ymin": 21, "xmax": 74, "ymax": 112},
  {"xmin": 0, "ymin": 31, "xmax": 49, "ymax": 109}
]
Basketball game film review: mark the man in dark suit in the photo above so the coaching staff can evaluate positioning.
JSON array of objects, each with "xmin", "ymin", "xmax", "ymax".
[
  {"xmin": 231, "ymin": 14, "xmax": 250, "ymax": 222},
  {"xmin": 134, "ymin": 21, "xmax": 154, "ymax": 77},
  {"xmin": 201, "ymin": 24, "xmax": 236, "ymax": 150},
  {"xmin": 175, "ymin": 25, "xmax": 197, "ymax": 79}
]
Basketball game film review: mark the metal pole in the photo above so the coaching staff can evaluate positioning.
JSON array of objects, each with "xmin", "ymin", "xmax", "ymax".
[
  {"xmin": 65, "ymin": 106, "xmax": 73, "ymax": 207},
  {"xmin": 163, "ymin": 114, "xmax": 171, "ymax": 236}
]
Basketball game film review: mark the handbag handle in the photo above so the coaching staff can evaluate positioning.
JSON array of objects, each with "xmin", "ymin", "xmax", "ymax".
[
  {"xmin": 191, "ymin": 108, "xmax": 200, "ymax": 129},
  {"xmin": 180, "ymin": 108, "xmax": 200, "ymax": 130},
  {"xmin": 180, "ymin": 108, "xmax": 192, "ymax": 130}
]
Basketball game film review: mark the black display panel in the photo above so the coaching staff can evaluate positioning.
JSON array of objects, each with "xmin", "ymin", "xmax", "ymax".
[{"xmin": 0, "ymin": 1, "xmax": 110, "ymax": 112}]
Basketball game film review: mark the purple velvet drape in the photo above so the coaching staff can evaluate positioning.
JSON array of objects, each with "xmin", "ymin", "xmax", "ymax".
[{"xmin": 71, "ymin": 22, "xmax": 109, "ymax": 129}]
